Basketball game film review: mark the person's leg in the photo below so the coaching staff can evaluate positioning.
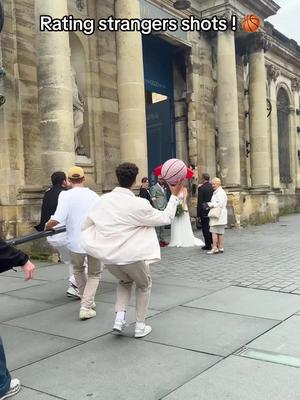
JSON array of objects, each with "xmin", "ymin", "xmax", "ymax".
[
  {"xmin": 212, "ymin": 233, "xmax": 218, "ymax": 251},
  {"xmin": 219, "ymin": 234, "xmax": 224, "ymax": 251},
  {"xmin": 107, "ymin": 265, "xmax": 133, "ymax": 332},
  {"xmin": 0, "ymin": 338, "xmax": 11, "ymax": 398},
  {"xmin": 126, "ymin": 261, "xmax": 152, "ymax": 324},
  {"xmin": 155, "ymin": 226, "xmax": 162, "ymax": 242},
  {"xmin": 107, "ymin": 266, "xmax": 133, "ymax": 314},
  {"xmin": 70, "ymin": 252, "xmax": 86, "ymax": 298},
  {"xmin": 201, "ymin": 217, "xmax": 212, "ymax": 249},
  {"xmin": 80, "ymin": 255, "xmax": 101, "ymax": 310}
]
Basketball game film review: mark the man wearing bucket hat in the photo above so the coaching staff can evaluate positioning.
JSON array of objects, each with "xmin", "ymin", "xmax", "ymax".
[{"xmin": 46, "ymin": 166, "xmax": 101, "ymax": 320}]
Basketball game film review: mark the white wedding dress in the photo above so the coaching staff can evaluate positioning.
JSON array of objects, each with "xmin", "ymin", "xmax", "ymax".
[{"xmin": 169, "ymin": 193, "xmax": 204, "ymax": 248}]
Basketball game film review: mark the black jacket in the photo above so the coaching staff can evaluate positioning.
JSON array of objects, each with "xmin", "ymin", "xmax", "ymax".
[
  {"xmin": 197, "ymin": 181, "xmax": 214, "ymax": 217},
  {"xmin": 139, "ymin": 187, "xmax": 154, "ymax": 207},
  {"xmin": 35, "ymin": 185, "xmax": 65, "ymax": 231},
  {"xmin": 0, "ymin": 239, "xmax": 28, "ymax": 273}
]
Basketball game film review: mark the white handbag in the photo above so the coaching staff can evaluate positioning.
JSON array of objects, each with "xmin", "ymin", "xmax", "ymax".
[{"xmin": 208, "ymin": 206, "xmax": 222, "ymax": 219}]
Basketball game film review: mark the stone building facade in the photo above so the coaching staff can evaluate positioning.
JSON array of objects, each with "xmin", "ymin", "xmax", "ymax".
[{"xmin": 0, "ymin": 0, "xmax": 300, "ymax": 239}]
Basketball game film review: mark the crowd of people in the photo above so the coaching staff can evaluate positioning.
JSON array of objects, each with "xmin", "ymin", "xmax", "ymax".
[
  {"xmin": 138, "ymin": 171, "xmax": 228, "ymax": 253},
  {"xmin": 0, "ymin": 162, "xmax": 228, "ymax": 399}
]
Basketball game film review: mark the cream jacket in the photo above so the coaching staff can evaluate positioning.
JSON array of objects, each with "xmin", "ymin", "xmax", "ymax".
[
  {"xmin": 81, "ymin": 187, "xmax": 178, "ymax": 265},
  {"xmin": 208, "ymin": 186, "xmax": 228, "ymax": 226}
]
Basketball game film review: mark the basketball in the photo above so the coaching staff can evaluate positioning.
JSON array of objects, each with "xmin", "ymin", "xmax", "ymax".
[
  {"xmin": 242, "ymin": 14, "xmax": 261, "ymax": 33},
  {"xmin": 161, "ymin": 159, "xmax": 187, "ymax": 186}
]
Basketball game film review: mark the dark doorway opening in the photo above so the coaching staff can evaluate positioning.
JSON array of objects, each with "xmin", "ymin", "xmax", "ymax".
[{"xmin": 142, "ymin": 35, "xmax": 176, "ymax": 184}]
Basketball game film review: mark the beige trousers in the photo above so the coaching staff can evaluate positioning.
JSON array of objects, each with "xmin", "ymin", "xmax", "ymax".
[
  {"xmin": 107, "ymin": 261, "xmax": 152, "ymax": 322},
  {"xmin": 70, "ymin": 252, "xmax": 101, "ymax": 309}
]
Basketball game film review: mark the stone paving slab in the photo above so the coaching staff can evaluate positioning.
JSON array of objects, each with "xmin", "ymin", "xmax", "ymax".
[
  {"xmin": 16, "ymin": 387, "xmax": 63, "ymax": 399},
  {"xmin": 184, "ymin": 286, "xmax": 300, "ymax": 320},
  {"xmin": 138, "ymin": 306, "xmax": 278, "ymax": 356},
  {"xmin": 5, "ymin": 301, "xmax": 160, "ymax": 341},
  {"xmin": 162, "ymin": 356, "xmax": 300, "ymax": 400},
  {"xmin": 247, "ymin": 315, "xmax": 300, "ymax": 358},
  {"xmin": 0, "ymin": 275, "xmax": 46, "ymax": 294},
  {"xmin": 5, "ymin": 280, "xmax": 115, "ymax": 306},
  {"xmin": 152, "ymin": 277, "xmax": 228, "ymax": 291},
  {"xmin": 15, "ymin": 334, "xmax": 220, "ymax": 400},
  {"xmin": 0, "ymin": 294, "xmax": 56, "ymax": 322},
  {"xmin": 155, "ymin": 216, "xmax": 300, "ymax": 290},
  {"xmin": 0, "ymin": 324, "xmax": 80, "ymax": 370},
  {"xmin": 95, "ymin": 283, "xmax": 214, "ymax": 311}
]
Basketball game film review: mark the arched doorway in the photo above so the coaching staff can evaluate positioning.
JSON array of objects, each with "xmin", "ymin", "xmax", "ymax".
[{"xmin": 277, "ymin": 87, "xmax": 291, "ymax": 183}]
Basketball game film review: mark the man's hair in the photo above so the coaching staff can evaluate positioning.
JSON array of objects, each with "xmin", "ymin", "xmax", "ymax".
[
  {"xmin": 141, "ymin": 177, "xmax": 148, "ymax": 183},
  {"xmin": 51, "ymin": 171, "xmax": 66, "ymax": 186},
  {"xmin": 202, "ymin": 173, "xmax": 210, "ymax": 181},
  {"xmin": 68, "ymin": 177, "xmax": 85, "ymax": 184},
  {"xmin": 116, "ymin": 163, "xmax": 139, "ymax": 188}
]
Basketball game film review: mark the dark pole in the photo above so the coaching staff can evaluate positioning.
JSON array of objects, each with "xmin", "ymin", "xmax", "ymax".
[{"xmin": 0, "ymin": 1, "xmax": 4, "ymax": 33}]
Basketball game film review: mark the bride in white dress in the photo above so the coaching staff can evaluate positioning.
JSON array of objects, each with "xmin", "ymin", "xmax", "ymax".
[{"xmin": 169, "ymin": 186, "xmax": 204, "ymax": 248}]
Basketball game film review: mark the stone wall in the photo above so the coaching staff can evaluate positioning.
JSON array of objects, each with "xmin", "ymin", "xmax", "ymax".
[{"xmin": 94, "ymin": 0, "xmax": 120, "ymax": 191}]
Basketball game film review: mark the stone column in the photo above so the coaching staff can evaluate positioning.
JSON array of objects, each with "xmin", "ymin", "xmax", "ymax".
[
  {"xmin": 115, "ymin": 0, "xmax": 148, "ymax": 178},
  {"xmin": 267, "ymin": 64, "xmax": 280, "ymax": 189},
  {"xmin": 248, "ymin": 33, "xmax": 271, "ymax": 188},
  {"xmin": 291, "ymin": 79, "xmax": 300, "ymax": 188},
  {"xmin": 35, "ymin": 0, "xmax": 75, "ymax": 178},
  {"xmin": 217, "ymin": 30, "xmax": 240, "ymax": 187}
]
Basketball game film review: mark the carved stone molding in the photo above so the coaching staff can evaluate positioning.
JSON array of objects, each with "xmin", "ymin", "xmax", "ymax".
[
  {"xmin": 75, "ymin": 0, "xmax": 85, "ymax": 12},
  {"xmin": 237, "ymin": 32, "xmax": 272, "ymax": 59},
  {"xmin": 267, "ymin": 64, "xmax": 280, "ymax": 83},
  {"xmin": 291, "ymin": 78, "xmax": 300, "ymax": 92},
  {"xmin": 249, "ymin": 32, "xmax": 272, "ymax": 53}
]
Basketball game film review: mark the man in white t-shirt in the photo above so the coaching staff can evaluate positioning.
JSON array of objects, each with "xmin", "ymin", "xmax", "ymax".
[{"xmin": 46, "ymin": 166, "xmax": 101, "ymax": 321}]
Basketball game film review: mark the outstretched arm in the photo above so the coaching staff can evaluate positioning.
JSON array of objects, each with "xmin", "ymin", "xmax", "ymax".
[{"xmin": 130, "ymin": 182, "xmax": 182, "ymax": 227}]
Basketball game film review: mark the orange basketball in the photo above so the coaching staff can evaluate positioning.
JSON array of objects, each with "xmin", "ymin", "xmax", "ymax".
[{"xmin": 242, "ymin": 14, "xmax": 261, "ymax": 33}]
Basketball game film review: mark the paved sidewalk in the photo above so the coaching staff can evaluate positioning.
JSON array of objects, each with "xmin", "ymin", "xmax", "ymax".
[{"xmin": 1, "ymin": 214, "xmax": 300, "ymax": 399}]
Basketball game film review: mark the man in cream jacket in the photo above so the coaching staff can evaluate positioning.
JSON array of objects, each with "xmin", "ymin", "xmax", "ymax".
[{"xmin": 81, "ymin": 162, "xmax": 182, "ymax": 338}]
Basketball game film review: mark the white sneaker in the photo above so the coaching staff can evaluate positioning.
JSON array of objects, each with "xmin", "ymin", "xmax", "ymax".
[
  {"xmin": 79, "ymin": 308, "xmax": 96, "ymax": 320},
  {"xmin": 134, "ymin": 324, "xmax": 152, "ymax": 338},
  {"xmin": 207, "ymin": 249, "xmax": 219, "ymax": 255},
  {"xmin": 67, "ymin": 284, "xmax": 81, "ymax": 299},
  {"xmin": 113, "ymin": 319, "xmax": 126, "ymax": 333},
  {"xmin": 0, "ymin": 378, "xmax": 21, "ymax": 399}
]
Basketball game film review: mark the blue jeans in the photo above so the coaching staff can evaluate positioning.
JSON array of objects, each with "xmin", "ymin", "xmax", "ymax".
[{"xmin": 0, "ymin": 337, "xmax": 11, "ymax": 397}]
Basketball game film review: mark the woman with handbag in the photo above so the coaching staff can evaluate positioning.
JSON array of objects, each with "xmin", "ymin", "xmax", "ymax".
[{"xmin": 206, "ymin": 178, "xmax": 228, "ymax": 254}]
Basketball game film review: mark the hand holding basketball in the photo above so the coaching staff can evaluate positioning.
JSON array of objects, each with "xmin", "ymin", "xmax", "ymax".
[{"xmin": 169, "ymin": 181, "xmax": 184, "ymax": 197}]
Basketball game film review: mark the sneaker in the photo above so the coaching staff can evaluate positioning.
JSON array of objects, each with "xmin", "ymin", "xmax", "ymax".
[
  {"xmin": 67, "ymin": 284, "xmax": 81, "ymax": 299},
  {"xmin": 134, "ymin": 324, "xmax": 152, "ymax": 338},
  {"xmin": 79, "ymin": 308, "xmax": 96, "ymax": 320},
  {"xmin": 113, "ymin": 319, "xmax": 126, "ymax": 333},
  {"xmin": 207, "ymin": 249, "xmax": 219, "ymax": 255},
  {"xmin": 219, "ymin": 248, "xmax": 224, "ymax": 253},
  {"xmin": 0, "ymin": 378, "xmax": 21, "ymax": 400}
]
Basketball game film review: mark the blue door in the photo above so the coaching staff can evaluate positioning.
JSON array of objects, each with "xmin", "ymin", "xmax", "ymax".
[
  {"xmin": 146, "ymin": 99, "xmax": 175, "ymax": 184},
  {"xmin": 142, "ymin": 35, "xmax": 176, "ymax": 182}
]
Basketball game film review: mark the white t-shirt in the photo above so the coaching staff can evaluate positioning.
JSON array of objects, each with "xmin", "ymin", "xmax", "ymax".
[{"xmin": 53, "ymin": 187, "xmax": 100, "ymax": 253}]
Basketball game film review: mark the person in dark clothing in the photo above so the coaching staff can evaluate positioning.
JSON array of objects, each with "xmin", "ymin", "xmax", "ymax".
[
  {"xmin": 139, "ymin": 177, "xmax": 154, "ymax": 207},
  {"xmin": 35, "ymin": 171, "xmax": 68, "ymax": 232},
  {"xmin": 197, "ymin": 173, "xmax": 214, "ymax": 250},
  {"xmin": 0, "ymin": 240, "xmax": 35, "ymax": 399}
]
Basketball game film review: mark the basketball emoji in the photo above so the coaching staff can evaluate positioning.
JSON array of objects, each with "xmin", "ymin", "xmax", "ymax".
[
  {"xmin": 242, "ymin": 14, "xmax": 261, "ymax": 33},
  {"xmin": 161, "ymin": 159, "xmax": 187, "ymax": 186}
]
